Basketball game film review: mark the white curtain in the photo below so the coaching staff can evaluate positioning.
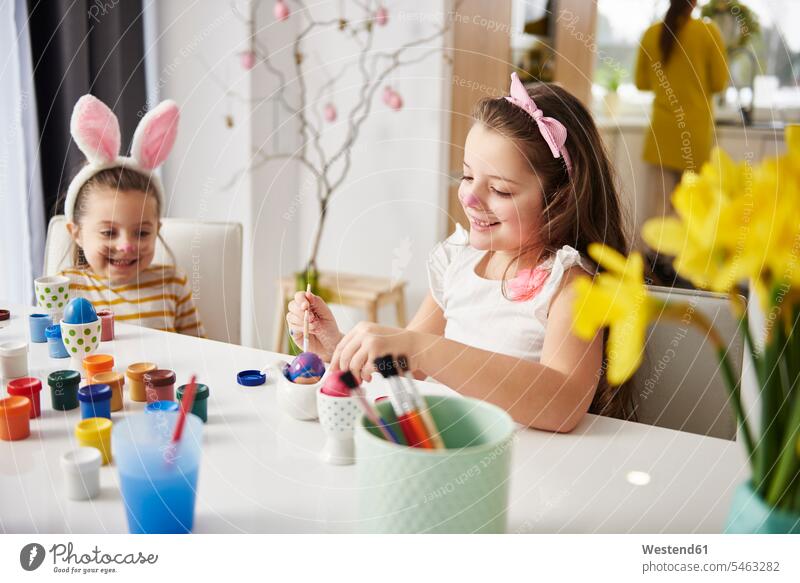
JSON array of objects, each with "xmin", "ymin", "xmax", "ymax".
[{"xmin": 0, "ymin": 0, "xmax": 45, "ymax": 304}]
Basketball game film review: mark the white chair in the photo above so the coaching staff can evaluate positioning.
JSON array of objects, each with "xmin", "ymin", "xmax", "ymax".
[
  {"xmin": 632, "ymin": 285, "xmax": 745, "ymax": 441},
  {"xmin": 44, "ymin": 215, "xmax": 243, "ymax": 344}
]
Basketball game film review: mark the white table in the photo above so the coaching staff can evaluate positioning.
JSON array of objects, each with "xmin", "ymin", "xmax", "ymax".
[{"xmin": 0, "ymin": 304, "xmax": 748, "ymax": 533}]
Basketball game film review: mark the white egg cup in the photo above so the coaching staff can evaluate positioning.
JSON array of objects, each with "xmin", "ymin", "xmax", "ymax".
[
  {"xmin": 316, "ymin": 389, "xmax": 361, "ymax": 465},
  {"xmin": 273, "ymin": 360, "xmax": 328, "ymax": 421},
  {"xmin": 60, "ymin": 318, "xmax": 102, "ymax": 371}
]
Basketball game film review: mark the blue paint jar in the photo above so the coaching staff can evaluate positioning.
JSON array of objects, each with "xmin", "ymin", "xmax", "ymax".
[
  {"xmin": 145, "ymin": 400, "xmax": 180, "ymax": 414},
  {"xmin": 77, "ymin": 384, "xmax": 112, "ymax": 420},
  {"xmin": 45, "ymin": 324, "xmax": 69, "ymax": 359},
  {"xmin": 29, "ymin": 313, "xmax": 53, "ymax": 343}
]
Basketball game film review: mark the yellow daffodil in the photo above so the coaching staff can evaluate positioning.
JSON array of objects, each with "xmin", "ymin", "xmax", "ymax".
[
  {"xmin": 572, "ymin": 244, "xmax": 660, "ymax": 385},
  {"xmin": 641, "ymin": 149, "xmax": 757, "ymax": 292}
]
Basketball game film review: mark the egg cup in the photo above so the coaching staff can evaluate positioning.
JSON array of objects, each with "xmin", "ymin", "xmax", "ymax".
[
  {"xmin": 273, "ymin": 360, "xmax": 328, "ymax": 421},
  {"xmin": 60, "ymin": 319, "xmax": 102, "ymax": 370}
]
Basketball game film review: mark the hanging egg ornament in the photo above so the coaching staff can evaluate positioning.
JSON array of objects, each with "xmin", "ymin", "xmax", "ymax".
[
  {"xmin": 240, "ymin": 50, "xmax": 256, "ymax": 71},
  {"xmin": 375, "ymin": 6, "xmax": 389, "ymax": 26},
  {"xmin": 274, "ymin": 0, "xmax": 290, "ymax": 22},
  {"xmin": 388, "ymin": 90, "xmax": 403, "ymax": 111},
  {"xmin": 323, "ymin": 103, "xmax": 337, "ymax": 123}
]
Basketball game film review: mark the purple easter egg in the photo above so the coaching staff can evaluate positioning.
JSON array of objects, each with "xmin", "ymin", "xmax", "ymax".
[{"xmin": 287, "ymin": 352, "xmax": 325, "ymax": 382}]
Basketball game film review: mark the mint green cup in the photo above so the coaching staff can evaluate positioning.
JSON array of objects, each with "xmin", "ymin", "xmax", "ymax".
[{"xmin": 355, "ymin": 395, "xmax": 515, "ymax": 533}]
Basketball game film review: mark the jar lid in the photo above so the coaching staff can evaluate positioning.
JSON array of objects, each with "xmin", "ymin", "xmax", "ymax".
[
  {"xmin": 0, "ymin": 396, "xmax": 30, "ymax": 414},
  {"xmin": 75, "ymin": 417, "xmax": 112, "ymax": 437},
  {"xmin": 96, "ymin": 309, "xmax": 113, "ymax": 318},
  {"xmin": 145, "ymin": 400, "xmax": 180, "ymax": 413},
  {"xmin": 177, "ymin": 383, "xmax": 210, "ymax": 400},
  {"xmin": 77, "ymin": 384, "xmax": 112, "ymax": 403},
  {"xmin": 92, "ymin": 371, "xmax": 124, "ymax": 386},
  {"xmin": 144, "ymin": 369, "xmax": 176, "ymax": 387},
  {"xmin": 7, "ymin": 377, "xmax": 42, "ymax": 396},
  {"xmin": 237, "ymin": 369, "xmax": 266, "ymax": 386},
  {"xmin": 126, "ymin": 362, "xmax": 157, "ymax": 380},
  {"xmin": 60, "ymin": 447, "xmax": 102, "ymax": 473},
  {"xmin": 48, "ymin": 370, "xmax": 81, "ymax": 386},
  {"xmin": 83, "ymin": 354, "xmax": 114, "ymax": 371},
  {"xmin": 0, "ymin": 309, "xmax": 10, "ymax": 321},
  {"xmin": 29, "ymin": 313, "xmax": 50, "ymax": 320},
  {"xmin": 0, "ymin": 341, "xmax": 27, "ymax": 356},
  {"xmin": 45, "ymin": 324, "xmax": 62, "ymax": 339}
]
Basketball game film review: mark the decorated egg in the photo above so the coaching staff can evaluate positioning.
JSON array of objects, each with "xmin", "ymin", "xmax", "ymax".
[
  {"xmin": 287, "ymin": 352, "xmax": 325, "ymax": 384},
  {"xmin": 62, "ymin": 298, "xmax": 98, "ymax": 324}
]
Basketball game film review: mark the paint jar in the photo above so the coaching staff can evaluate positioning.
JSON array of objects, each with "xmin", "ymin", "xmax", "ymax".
[
  {"xmin": 83, "ymin": 354, "xmax": 114, "ymax": 381},
  {"xmin": 77, "ymin": 384, "xmax": 112, "ymax": 420},
  {"xmin": 97, "ymin": 310, "xmax": 114, "ymax": 341},
  {"xmin": 145, "ymin": 400, "xmax": 180, "ymax": 414},
  {"xmin": 92, "ymin": 371, "xmax": 124, "ymax": 412},
  {"xmin": 47, "ymin": 370, "xmax": 81, "ymax": 411},
  {"xmin": 61, "ymin": 447, "xmax": 102, "ymax": 500},
  {"xmin": 126, "ymin": 362, "xmax": 156, "ymax": 402},
  {"xmin": 28, "ymin": 313, "xmax": 52, "ymax": 343},
  {"xmin": 45, "ymin": 324, "xmax": 70, "ymax": 359},
  {"xmin": 75, "ymin": 417, "xmax": 113, "ymax": 465},
  {"xmin": 0, "ymin": 341, "xmax": 28, "ymax": 380},
  {"xmin": 0, "ymin": 396, "xmax": 31, "ymax": 441},
  {"xmin": 177, "ymin": 383, "xmax": 209, "ymax": 423},
  {"xmin": 7, "ymin": 377, "xmax": 43, "ymax": 418},
  {"xmin": 144, "ymin": 369, "xmax": 176, "ymax": 403}
]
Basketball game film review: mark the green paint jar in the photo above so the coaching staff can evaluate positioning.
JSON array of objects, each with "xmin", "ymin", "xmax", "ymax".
[
  {"xmin": 47, "ymin": 370, "xmax": 81, "ymax": 411},
  {"xmin": 177, "ymin": 383, "xmax": 209, "ymax": 423}
]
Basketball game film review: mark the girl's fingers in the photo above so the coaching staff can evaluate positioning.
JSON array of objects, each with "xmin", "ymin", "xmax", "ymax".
[
  {"xmin": 348, "ymin": 346, "xmax": 371, "ymax": 383},
  {"xmin": 336, "ymin": 333, "xmax": 361, "ymax": 374}
]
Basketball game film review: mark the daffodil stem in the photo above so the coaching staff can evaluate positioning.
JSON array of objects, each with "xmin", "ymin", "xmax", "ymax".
[{"xmin": 664, "ymin": 303, "xmax": 755, "ymax": 457}]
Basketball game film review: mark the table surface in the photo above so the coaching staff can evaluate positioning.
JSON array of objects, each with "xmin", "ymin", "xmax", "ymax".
[{"xmin": 0, "ymin": 304, "xmax": 748, "ymax": 533}]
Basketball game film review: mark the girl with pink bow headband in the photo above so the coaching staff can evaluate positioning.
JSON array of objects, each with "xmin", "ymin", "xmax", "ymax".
[
  {"xmin": 57, "ymin": 95, "xmax": 205, "ymax": 337},
  {"xmin": 288, "ymin": 74, "xmax": 633, "ymax": 433}
]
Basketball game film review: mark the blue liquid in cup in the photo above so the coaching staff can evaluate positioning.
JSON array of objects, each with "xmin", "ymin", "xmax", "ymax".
[{"xmin": 113, "ymin": 413, "xmax": 203, "ymax": 534}]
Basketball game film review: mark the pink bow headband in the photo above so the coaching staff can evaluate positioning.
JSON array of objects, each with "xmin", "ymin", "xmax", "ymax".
[{"xmin": 504, "ymin": 72, "xmax": 572, "ymax": 176}]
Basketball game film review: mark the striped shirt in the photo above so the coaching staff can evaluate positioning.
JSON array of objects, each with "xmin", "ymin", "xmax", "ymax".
[{"xmin": 59, "ymin": 264, "xmax": 205, "ymax": 337}]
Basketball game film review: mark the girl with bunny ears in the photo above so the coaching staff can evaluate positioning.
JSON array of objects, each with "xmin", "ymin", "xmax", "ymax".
[{"xmin": 58, "ymin": 95, "xmax": 204, "ymax": 337}]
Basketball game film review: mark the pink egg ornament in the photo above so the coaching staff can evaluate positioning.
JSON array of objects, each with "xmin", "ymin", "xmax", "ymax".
[
  {"xmin": 274, "ymin": 0, "xmax": 290, "ymax": 22},
  {"xmin": 375, "ymin": 6, "xmax": 389, "ymax": 26},
  {"xmin": 323, "ymin": 103, "xmax": 337, "ymax": 123},
  {"xmin": 240, "ymin": 50, "xmax": 256, "ymax": 71}
]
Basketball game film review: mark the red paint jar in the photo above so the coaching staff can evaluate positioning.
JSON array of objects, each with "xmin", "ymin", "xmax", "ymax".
[
  {"xmin": 143, "ymin": 369, "xmax": 176, "ymax": 403},
  {"xmin": 7, "ymin": 377, "xmax": 43, "ymax": 418}
]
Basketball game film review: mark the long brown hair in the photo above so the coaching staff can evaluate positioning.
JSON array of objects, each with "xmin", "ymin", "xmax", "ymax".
[
  {"xmin": 473, "ymin": 83, "xmax": 635, "ymax": 420},
  {"xmin": 59, "ymin": 166, "xmax": 174, "ymax": 268},
  {"xmin": 660, "ymin": 0, "xmax": 695, "ymax": 63}
]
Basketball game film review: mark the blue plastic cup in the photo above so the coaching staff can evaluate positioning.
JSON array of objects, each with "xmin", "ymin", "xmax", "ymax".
[
  {"xmin": 77, "ymin": 384, "xmax": 112, "ymax": 420},
  {"xmin": 145, "ymin": 400, "xmax": 180, "ymax": 414},
  {"xmin": 29, "ymin": 313, "xmax": 53, "ymax": 343},
  {"xmin": 45, "ymin": 324, "xmax": 70, "ymax": 359},
  {"xmin": 112, "ymin": 412, "xmax": 203, "ymax": 534}
]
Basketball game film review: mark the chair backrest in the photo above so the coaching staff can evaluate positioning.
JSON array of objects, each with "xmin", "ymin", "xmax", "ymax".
[
  {"xmin": 44, "ymin": 215, "xmax": 243, "ymax": 344},
  {"xmin": 632, "ymin": 285, "xmax": 744, "ymax": 441}
]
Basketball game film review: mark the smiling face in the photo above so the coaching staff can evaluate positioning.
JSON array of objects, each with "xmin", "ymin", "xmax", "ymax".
[
  {"xmin": 459, "ymin": 123, "xmax": 543, "ymax": 257},
  {"xmin": 67, "ymin": 186, "xmax": 159, "ymax": 284}
]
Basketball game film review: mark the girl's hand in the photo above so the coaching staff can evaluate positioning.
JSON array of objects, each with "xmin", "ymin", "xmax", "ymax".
[
  {"xmin": 286, "ymin": 291, "xmax": 342, "ymax": 361},
  {"xmin": 331, "ymin": 322, "xmax": 430, "ymax": 384}
]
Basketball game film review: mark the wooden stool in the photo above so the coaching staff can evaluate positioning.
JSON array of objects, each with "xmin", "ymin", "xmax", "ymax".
[{"xmin": 274, "ymin": 271, "xmax": 408, "ymax": 352}]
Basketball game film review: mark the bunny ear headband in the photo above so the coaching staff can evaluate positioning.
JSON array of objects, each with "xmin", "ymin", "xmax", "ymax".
[
  {"xmin": 64, "ymin": 94, "xmax": 180, "ymax": 221},
  {"xmin": 504, "ymin": 72, "xmax": 572, "ymax": 176}
]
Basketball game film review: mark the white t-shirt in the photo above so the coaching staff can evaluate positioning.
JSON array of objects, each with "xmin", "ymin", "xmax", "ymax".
[{"xmin": 426, "ymin": 224, "xmax": 589, "ymax": 362}]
